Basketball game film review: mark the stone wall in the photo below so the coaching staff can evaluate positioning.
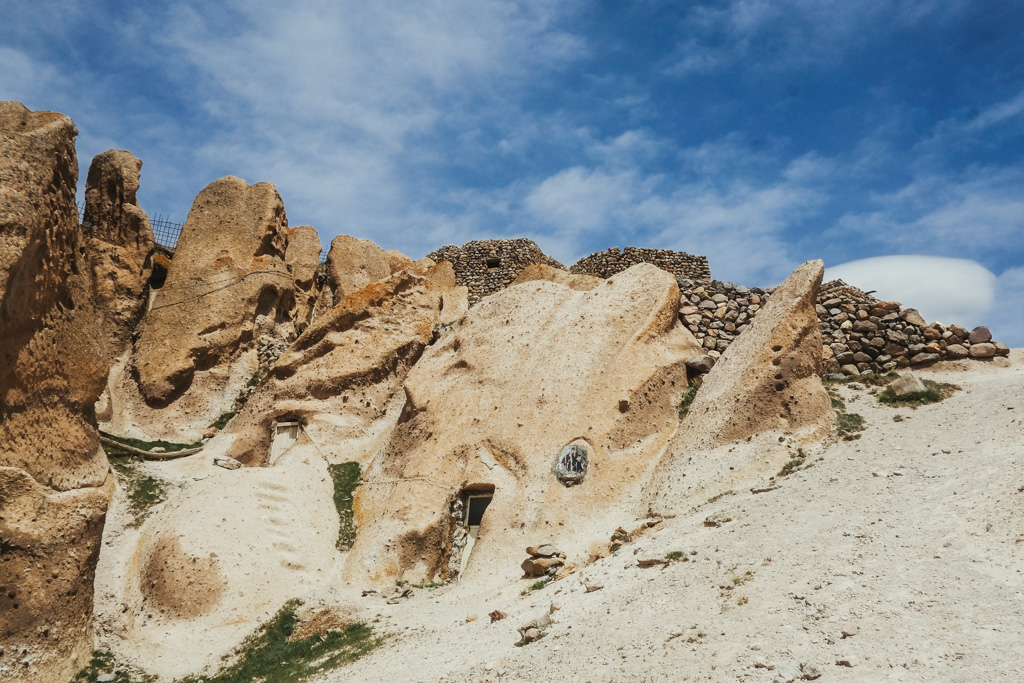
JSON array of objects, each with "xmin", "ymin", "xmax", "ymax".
[
  {"xmin": 570, "ymin": 247, "xmax": 710, "ymax": 284},
  {"xmin": 427, "ymin": 239, "xmax": 564, "ymax": 305},
  {"xmin": 677, "ymin": 276, "xmax": 1009, "ymax": 375}
]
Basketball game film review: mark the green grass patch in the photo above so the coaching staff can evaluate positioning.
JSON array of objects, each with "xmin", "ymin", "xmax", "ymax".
[
  {"xmin": 828, "ymin": 393, "xmax": 866, "ymax": 439},
  {"xmin": 878, "ymin": 379, "xmax": 959, "ymax": 407},
  {"xmin": 665, "ymin": 550, "xmax": 688, "ymax": 563},
  {"xmin": 678, "ymin": 381, "xmax": 700, "ymax": 420},
  {"xmin": 107, "ymin": 456, "xmax": 169, "ymax": 528},
  {"xmin": 521, "ymin": 577, "xmax": 552, "ymax": 595},
  {"xmin": 99, "ymin": 431, "xmax": 201, "ymax": 454},
  {"xmin": 209, "ymin": 411, "xmax": 238, "ymax": 430},
  {"xmin": 778, "ymin": 449, "xmax": 808, "ymax": 477},
  {"xmin": 328, "ymin": 462, "xmax": 362, "ymax": 549},
  {"xmin": 72, "ymin": 650, "xmax": 156, "ymax": 683},
  {"xmin": 180, "ymin": 600, "xmax": 381, "ymax": 683},
  {"xmin": 247, "ymin": 373, "xmax": 262, "ymax": 388}
]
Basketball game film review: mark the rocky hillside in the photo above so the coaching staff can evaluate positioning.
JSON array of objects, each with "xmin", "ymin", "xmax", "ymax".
[{"xmin": 2, "ymin": 101, "xmax": 1021, "ymax": 683}]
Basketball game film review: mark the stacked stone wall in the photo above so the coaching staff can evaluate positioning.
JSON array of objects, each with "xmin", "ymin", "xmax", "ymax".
[
  {"xmin": 571, "ymin": 246, "xmax": 710, "ymax": 283},
  {"xmin": 427, "ymin": 239, "xmax": 564, "ymax": 305},
  {"xmin": 677, "ymin": 277, "xmax": 1009, "ymax": 375}
]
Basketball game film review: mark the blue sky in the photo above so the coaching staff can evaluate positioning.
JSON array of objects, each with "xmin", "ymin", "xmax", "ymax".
[{"xmin": 3, "ymin": 1, "xmax": 1022, "ymax": 344}]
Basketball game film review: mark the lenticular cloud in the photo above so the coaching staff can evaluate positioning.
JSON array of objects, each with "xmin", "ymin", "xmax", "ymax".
[{"xmin": 825, "ymin": 255, "xmax": 996, "ymax": 329}]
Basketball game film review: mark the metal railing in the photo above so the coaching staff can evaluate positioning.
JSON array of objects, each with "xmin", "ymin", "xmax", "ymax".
[{"xmin": 78, "ymin": 203, "xmax": 183, "ymax": 250}]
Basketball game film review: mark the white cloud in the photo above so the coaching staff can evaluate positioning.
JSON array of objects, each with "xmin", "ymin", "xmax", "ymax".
[
  {"xmin": 831, "ymin": 168, "xmax": 1024, "ymax": 260},
  {"xmin": 826, "ymin": 255, "xmax": 996, "ymax": 329},
  {"xmin": 992, "ymin": 267, "xmax": 1024, "ymax": 348}
]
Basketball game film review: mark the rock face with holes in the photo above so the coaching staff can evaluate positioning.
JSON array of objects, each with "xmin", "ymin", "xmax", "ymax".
[
  {"xmin": 101, "ymin": 176, "xmax": 298, "ymax": 441},
  {"xmin": 346, "ymin": 263, "xmax": 703, "ymax": 586},
  {"xmin": 285, "ymin": 225, "xmax": 322, "ymax": 331},
  {"xmin": 80, "ymin": 149, "xmax": 156, "ymax": 356},
  {"xmin": 204, "ymin": 262, "xmax": 460, "ymax": 467},
  {"xmin": 647, "ymin": 260, "xmax": 834, "ymax": 515},
  {"xmin": 0, "ymin": 102, "xmax": 115, "ymax": 682}
]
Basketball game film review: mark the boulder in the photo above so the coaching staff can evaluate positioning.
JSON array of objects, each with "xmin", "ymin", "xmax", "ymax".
[
  {"xmin": 910, "ymin": 352, "xmax": 940, "ymax": 365},
  {"xmin": 901, "ymin": 308, "xmax": 927, "ymax": 326},
  {"xmin": 0, "ymin": 102, "xmax": 114, "ymax": 682},
  {"xmin": 103, "ymin": 176, "xmax": 297, "ymax": 441},
  {"xmin": 346, "ymin": 264, "xmax": 702, "ymax": 586},
  {"xmin": 887, "ymin": 373, "xmax": 927, "ymax": 397},
  {"xmin": 647, "ymin": 261, "xmax": 833, "ymax": 515},
  {"xmin": 993, "ymin": 341, "xmax": 1011, "ymax": 357},
  {"xmin": 944, "ymin": 344, "xmax": 968, "ymax": 359},
  {"xmin": 968, "ymin": 343, "xmax": 996, "ymax": 359},
  {"xmin": 968, "ymin": 326, "xmax": 992, "ymax": 344},
  {"xmin": 686, "ymin": 354, "xmax": 716, "ymax": 374},
  {"xmin": 285, "ymin": 225, "xmax": 322, "ymax": 330},
  {"xmin": 81, "ymin": 149, "xmax": 156, "ymax": 354},
  {"xmin": 511, "ymin": 264, "xmax": 601, "ymax": 291}
]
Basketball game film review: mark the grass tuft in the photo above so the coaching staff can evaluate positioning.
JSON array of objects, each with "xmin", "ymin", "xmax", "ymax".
[
  {"xmin": 179, "ymin": 599, "xmax": 381, "ymax": 683},
  {"xmin": 107, "ymin": 456, "xmax": 168, "ymax": 528},
  {"xmin": 209, "ymin": 411, "xmax": 238, "ymax": 430},
  {"xmin": 521, "ymin": 577, "xmax": 552, "ymax": 595},
  {"xmin": 665, "ymin": 550, "xmax": 687, "ymax": 562},
  {"xmin": 678, "ymin": 381, "xmax": 701, "ymax": 420},
  {"xmin": 72, "ymin": 650, "xmax": 155, "ymax": 683},
  {"xmin": 878, "ymin": 379, "xmax": 959, "ymax": 407},
  {"xmin": 328, "ymin": 462, "xmax": 362, "ymax": 549}
]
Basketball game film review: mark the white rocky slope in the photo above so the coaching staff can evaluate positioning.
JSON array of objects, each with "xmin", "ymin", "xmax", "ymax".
[{"xmin": 322, "ymin": 351, "xmax": 1024, "ymax": 683}]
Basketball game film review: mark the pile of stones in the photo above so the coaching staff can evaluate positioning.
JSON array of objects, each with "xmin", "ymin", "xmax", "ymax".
[
  {"xmin": 815, "ymin": 280, "xmax": 1009, "ymax": 376},
  {"xmin": 521, "ymin": 542, "xmax": 566, "ymax": 577},
  {"xmin": 677, "ymin": 279, "xmax": 774, "ymax": 356},
  {"xmin": 570, "ymin": 246, "xmax": 711, "ymax": 282}
]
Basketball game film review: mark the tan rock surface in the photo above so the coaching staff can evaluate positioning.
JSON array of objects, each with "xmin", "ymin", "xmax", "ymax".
[
  {"xmin": 312, "ymin": 235, "xmax": 392, "ymax": 320},
  {"xmin": 81, "ymin": 149, "xmax": 155, "ymax": 353},
  {"xmin": 0, "ymin": 102, "xmax": 115, "ymax": 682},
  {"xmin": 512, "ymin": 263, "xmax": 601, "ymax": 291},
  {"xmin": 347, "ymin": 263, "xmax": 703, "ymax": 586},
  {"xmin": 212, "ymin": 264, "xmax": 455, "ymax": 467},
  {"xmin": 99, "ymin": 450, "xmax": 340, "ymax": 679},
  {"xmin": 647, "ymin": 260, "xmax": 834, "ymax": 515},
  {"xmin": 285, "ymin": 224, "xmax": 322, "ymax": 330},
  {"xmin": 103, "ymin": 176, "xmax": 297, "ymax": 441}
]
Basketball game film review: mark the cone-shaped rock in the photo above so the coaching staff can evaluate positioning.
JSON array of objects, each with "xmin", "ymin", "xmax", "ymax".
[
  {"xmin": 284, "ymin": 224, "xmax": 322, "ymax": 330},
  {"xmin": 105, "ymin": 176, "xmax": 297, "ymax": 440},
  {"xmin": 312, "ymin": 234, "xmax": 392, "ymax": 320},
  {"xmin": 646, "ymin": 259, "xmax": 834, "ymax": 515}
]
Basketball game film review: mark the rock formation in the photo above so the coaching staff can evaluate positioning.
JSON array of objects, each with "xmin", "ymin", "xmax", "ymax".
[
  {"xmin": 211, "ymin": 262, "xmax": 461, "ymax": 467},
  {"xmin": 511, "ymin": 264, "xmax": 600, "ymax": 291},
  {"xmin": 346, "ymin": 263, "xmax": 703, "ymax": 586},
  {"xmin": 647, "ymin": 260, "xmax": 834, "ymax": 515},
  {"xmin": 80, "ymin": 149, "xmax": 155, "ymax": 355},
  {"xmin": 284, "ymin": 225, "xmax": 322, "ymax": 330},
  {"xmin": 0, "ymin": 102, "xmax": 113, "ymax": 681},
  {"xmin": 312, "ymin": 235, "xmax": 393, "ymax": 320},
  {"xmin": 102, "ymin": 176, "xmax": 298, "ymax": 441}
]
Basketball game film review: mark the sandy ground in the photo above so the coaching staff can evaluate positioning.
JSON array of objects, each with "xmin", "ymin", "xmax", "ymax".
[{"xmin": 316, "ymin": 350, "xmax": 1024, "ymax": 682}]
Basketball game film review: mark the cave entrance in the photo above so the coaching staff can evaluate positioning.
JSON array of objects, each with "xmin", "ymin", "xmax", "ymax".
[
  {"xmin": 457, "ymin": 491, "xmax": 493, "ymax": 578},
  {"xmin": 269, "ymin": 420, "xmax": 300, "ymax": 464}
]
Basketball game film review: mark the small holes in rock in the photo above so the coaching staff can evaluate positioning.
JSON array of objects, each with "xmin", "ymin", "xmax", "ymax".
[
  {"xmin": 772, "ymin": 345, "xmax": 782, "ymax": 352},
  {"xmin": 774, "ymin": 382, "xmax": 785, "ymax": 392}
]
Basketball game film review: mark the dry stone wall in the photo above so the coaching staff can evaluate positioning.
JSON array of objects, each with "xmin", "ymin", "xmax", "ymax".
[
  {"xmin": 426, "ymin": 239, "xmax": 564, "ymax": 305},
  {"xmin": 675, "ymin": 276, "xmax": 1009, "ymax": 376},
  {"xmin": 571, "ymin": 246, "xmax": 710, "ymax": 283}
]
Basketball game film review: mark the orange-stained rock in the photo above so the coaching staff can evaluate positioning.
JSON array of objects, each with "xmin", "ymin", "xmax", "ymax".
[{"xmin": 312, "ymin": 235, "xmax": 392, "ymax": 320}]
